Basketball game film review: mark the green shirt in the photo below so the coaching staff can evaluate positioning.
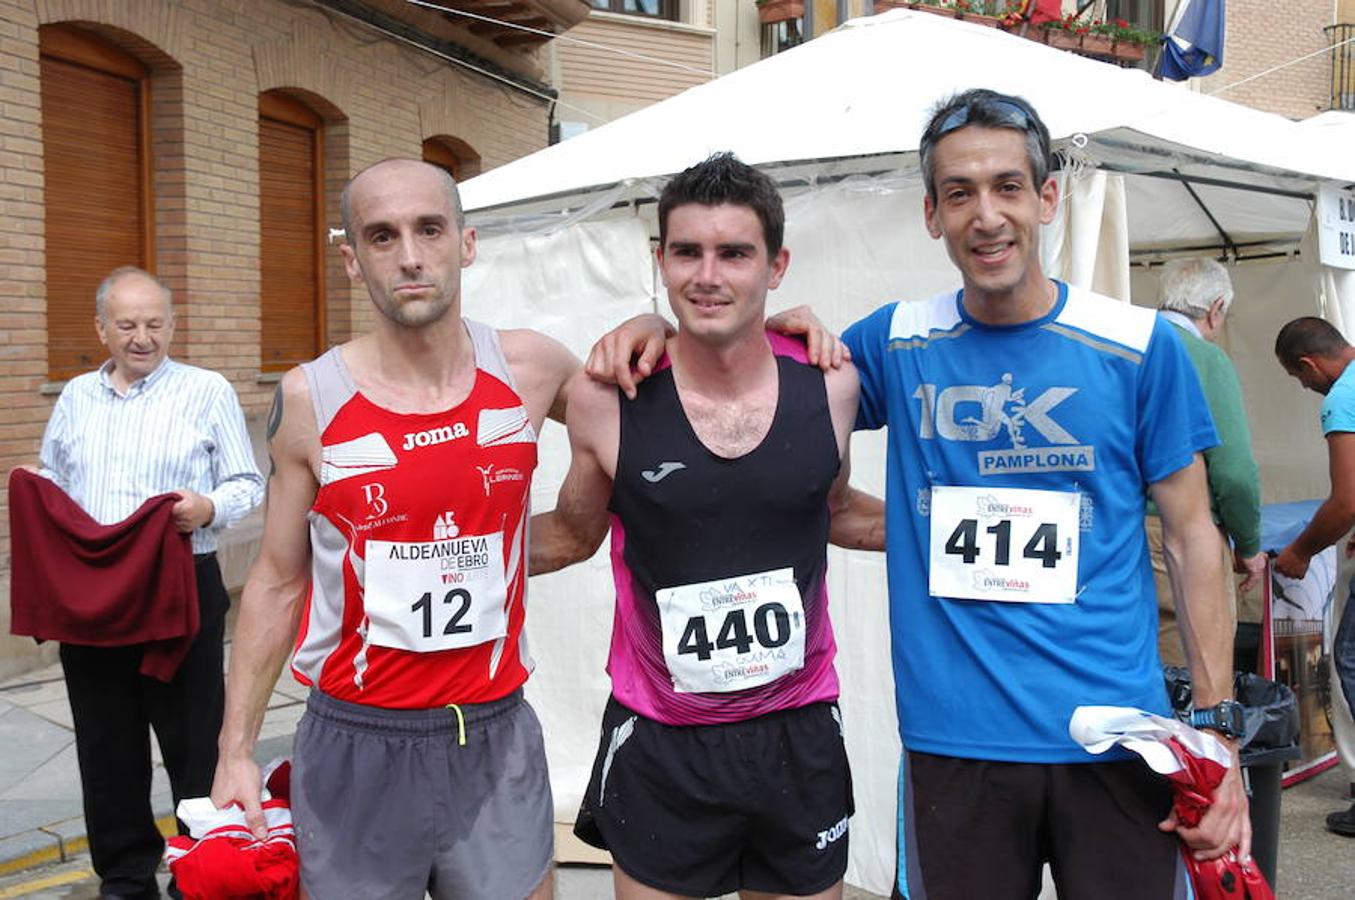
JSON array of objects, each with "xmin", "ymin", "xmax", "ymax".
[{"xmin": 1146, "ymin": 320, "xmax": 1262, "ymax": 557}]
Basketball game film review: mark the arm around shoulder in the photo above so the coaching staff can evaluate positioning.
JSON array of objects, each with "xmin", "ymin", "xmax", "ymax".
[
  {"xmin": 529, "ymin": 372, "xmax": 617, "ymax": 575},
  {"xmin": 824, "ymin": 363, "xmax": 885, "ymax": 552}
]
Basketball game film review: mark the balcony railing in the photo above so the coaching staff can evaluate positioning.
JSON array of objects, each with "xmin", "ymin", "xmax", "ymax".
[{"xmin": 1327, "ymin": 23, "xmax": 1355, "ymax": 111}]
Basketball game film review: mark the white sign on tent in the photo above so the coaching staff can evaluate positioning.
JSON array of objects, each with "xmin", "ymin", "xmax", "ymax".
[{"xmin": 1318, "ymin": 183, "xmax": 1355, "ymax": 270}]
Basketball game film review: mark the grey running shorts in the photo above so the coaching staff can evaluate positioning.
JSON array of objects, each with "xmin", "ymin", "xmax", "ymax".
[{"xmin": 292, "ymin": 688, "xmax": 553, "ymax": 900}]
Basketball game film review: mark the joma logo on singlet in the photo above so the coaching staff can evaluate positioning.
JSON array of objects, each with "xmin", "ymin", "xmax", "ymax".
[{"xmin": 402, "ymin": 422, "xmax": 469, "ymax": 451}]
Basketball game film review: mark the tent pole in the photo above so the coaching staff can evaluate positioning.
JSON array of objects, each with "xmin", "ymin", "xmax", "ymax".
[
  {"xmin": 1095, "ymin": 163, "xmax": 1315, "ymax": 201},
  {"xmin": 1172, "ymin": 167, "xmax": 1240, "ymax": 260}
]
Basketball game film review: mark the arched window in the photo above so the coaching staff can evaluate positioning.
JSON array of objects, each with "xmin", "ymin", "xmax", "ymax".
[
  {"xmin": 40, "ymin": 24, "xmax": 152, "ymax": 381},
  {"xmin": 259, "ymin": 91, "xmax": 325, "ymax": 372},
  {"xmin": 422, "ymin": 136, "xmax": 482, "ymax": 183}
]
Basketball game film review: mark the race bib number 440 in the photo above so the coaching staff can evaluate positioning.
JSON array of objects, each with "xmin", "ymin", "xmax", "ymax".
[
  {"xmin": 928, "ymin": 486, "xmax": 1080, "ymax": 603},
  {"xmin": 657, "ymin": 567, "xmax": 806, "ymax": 694},
  {"xmin": 363, "ymin": 533, "xmax": 508, "ymax": 652}
]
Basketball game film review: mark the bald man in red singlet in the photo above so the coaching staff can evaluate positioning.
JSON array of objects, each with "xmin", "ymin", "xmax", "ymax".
[{"xmin": 211, "ymin": 158, "xmax": 596, "ymax": 900}]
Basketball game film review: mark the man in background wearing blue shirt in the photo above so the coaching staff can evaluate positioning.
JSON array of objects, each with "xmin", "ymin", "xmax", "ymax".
[
  {"xmin": 35, "ymin": 267, "xmax": 263, "ymax": 899},
  {"xmin": 1274, "ymin": 315, "xmax": 1355, "ymax": 836}
]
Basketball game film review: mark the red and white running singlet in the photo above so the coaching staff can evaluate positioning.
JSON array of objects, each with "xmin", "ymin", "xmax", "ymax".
[{"xmin": 291, "ymin": 321, "xmax": 537, "ymax": 708}]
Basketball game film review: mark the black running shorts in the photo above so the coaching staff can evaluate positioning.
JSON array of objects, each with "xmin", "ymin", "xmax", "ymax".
[
  {"xmin": 895, "ymin": 750, "xmax": 1189, "ymax": 900},
  {"xmin": 575, "ymin": 696, "xmax": 853, "ymax": 897}
]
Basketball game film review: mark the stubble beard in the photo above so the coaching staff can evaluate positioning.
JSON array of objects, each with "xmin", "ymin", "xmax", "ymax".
[{"xmin": 377, "ymin": 287, "xmax": 455, "ymax": 330}]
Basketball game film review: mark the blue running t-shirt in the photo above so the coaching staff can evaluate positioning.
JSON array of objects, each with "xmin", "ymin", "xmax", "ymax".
[{"xmin": 843, "ymin": 281, "xmax": 1217, "ymax": 762}]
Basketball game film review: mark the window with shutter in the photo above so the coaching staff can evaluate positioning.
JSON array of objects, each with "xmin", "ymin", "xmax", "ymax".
[
  {"xmin": 259, "ymin": 91, "xmax": 325, "ymax": 373},
  {"xmin": 40, "ymin": 25, "xmax": 152, "ymax": 381},
  {"xmin": 422, "ymin": 136, "xmax": 482, "ymax": 183}
]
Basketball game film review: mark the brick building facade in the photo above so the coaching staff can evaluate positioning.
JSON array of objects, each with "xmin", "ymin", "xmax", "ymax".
[
  {"xmin": 1198, "ymin": 0, "xmax": 1337, "ymax": 119},
  {"xmin": 0, "ymin": 0, "xmax": 584, "ymax": 678}
]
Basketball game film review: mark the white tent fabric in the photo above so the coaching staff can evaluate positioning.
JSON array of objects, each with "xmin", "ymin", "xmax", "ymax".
[
  {"xmin": 456, "ymin": 10, "xmax": 1355, "ymax": 896},
  {"xmin": 462, "ymin": 10, "xmax": 1352, "ymax": 220}
]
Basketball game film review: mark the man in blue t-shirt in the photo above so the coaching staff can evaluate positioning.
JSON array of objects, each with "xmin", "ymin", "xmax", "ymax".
[
  {"xmin": 839, "ymin": 89, "xmax": 1248, "ymax": 899},
  {"xmin": 1274, "ymin": 316, "xmax": 1355, "ymax": 836}
]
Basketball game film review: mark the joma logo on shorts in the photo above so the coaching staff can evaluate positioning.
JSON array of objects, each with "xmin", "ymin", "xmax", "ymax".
[
  {"xmin": 815, "ymin": 816, "xmax": 848, "ymax": 850},
  {"xmin": 402, "ymin": 422, "xmax": 469, "ymax": 451}
]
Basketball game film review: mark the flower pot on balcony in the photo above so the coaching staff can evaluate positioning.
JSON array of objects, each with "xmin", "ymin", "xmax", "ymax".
[
  {"xmin": 909, "ymin": 3, "xmax": 958, "ymax": 18},
  {"xmin": 1042, "ymin": 28, "xmax": 1081, "ymax": 50},
  {"xmin": 1113, "ymin": 40, "xmax": 1148, "ymax": 62},
  {"xmin": 757, "ymin": 0, "xmax": 804, "ymax": 25},
  {"xmin": 959, "ymin": 13, "xmax": 1002, "ymax": 27},
  {"xmin": 872, "ymin": 0, "xmax": 912, "ymax": 10},
  {"xmin": 1080, "ymin": 33, "xmax": 1115, "ymax": 56}
]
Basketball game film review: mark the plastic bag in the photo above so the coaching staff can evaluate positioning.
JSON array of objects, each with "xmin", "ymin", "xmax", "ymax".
[{"xmin": 1161, "ymin": 667, "xmax": 1299, "ymax": 753}]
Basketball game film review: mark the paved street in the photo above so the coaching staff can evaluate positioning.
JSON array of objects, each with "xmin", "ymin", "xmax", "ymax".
[{"xmin": 4, "ymin": 653, "xmax": 1354, "ymax": 898}]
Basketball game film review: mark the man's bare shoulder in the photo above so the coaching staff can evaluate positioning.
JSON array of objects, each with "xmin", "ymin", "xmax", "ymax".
[
  {"xmin": 498, "ymin": 328, "xmax": 572, "ymax": 367},
  {"xmin": 565, "ymin": 369, "xmax": 618, "ymax": 423},
  {"xmin": 271, "ymin": 367, "xmax": 321, "ymax": 464},
  {"xmin": 497, "ymin": 328, "xmax": 581, "ymax": 419},
  {"xmin": 822, "ymin": 358, "xmax": 860, "ymax": 409}
]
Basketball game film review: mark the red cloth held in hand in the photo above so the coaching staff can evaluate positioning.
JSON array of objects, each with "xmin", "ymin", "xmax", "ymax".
[
  {"xmin": 165, "ymin": 760, "xmax": 298, "ymax": 900},
  {"xmin": 1158, "ymin": 738, "xmax": 1275, "ymax": 900},
  {"xmin": 8, "ymin": 468, "xmax": 198, "ymax": 681},
  {"xmin": 1070, "ymin": 709, "xmax": 1274, "ymax": 900}
]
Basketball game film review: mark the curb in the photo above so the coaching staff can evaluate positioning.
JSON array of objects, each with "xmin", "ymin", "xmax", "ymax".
[{"xmin": 0, "ymin": 814, "xmax": 176, "ymax": 879}]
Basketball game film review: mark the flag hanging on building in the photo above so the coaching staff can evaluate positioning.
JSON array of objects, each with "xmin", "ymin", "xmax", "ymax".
[{"xmin": 1158, "ymin": 0, "xmax": 1227, "ymax": 80}]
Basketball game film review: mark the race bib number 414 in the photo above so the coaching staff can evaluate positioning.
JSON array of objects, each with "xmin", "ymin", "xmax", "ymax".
[
  {"xmin": 657, "ymin": 567, "xmax": 805, "ymax": 694},
  {"xmin": 928, "ymin": 486, "xmax": 1080, "ymax": 603},
  {"xmin": 364, "ymin": 533, "xmax": 508, "ymax": 652}
]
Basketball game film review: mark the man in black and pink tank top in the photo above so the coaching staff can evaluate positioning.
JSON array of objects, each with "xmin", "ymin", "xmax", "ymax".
[
  {"xmin": 533, "ymin": 154, "xmax": 884, "ymax": 900},
  {"xmin": 207, "ymin": 158, "xmax": 653, "ymax": 900}
]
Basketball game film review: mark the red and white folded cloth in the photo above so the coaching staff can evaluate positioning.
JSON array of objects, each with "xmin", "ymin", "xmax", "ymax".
[
  {"xmin": 164, "ymin": 759, "xmax": 298, "ymax": 900},
  {"xmin": 1070, "ymin": 706, "xmax": 1274, "ymax": 900}
]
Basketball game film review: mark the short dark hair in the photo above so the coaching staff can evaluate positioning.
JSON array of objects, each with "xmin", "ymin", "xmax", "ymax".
[
  {"xmin": 657, "ymin": 152, "xmax": 785, "ymax": 256},
  {"xmin": 919, "ymin": 89, "xmax": 1052, "ymax": 202},
  {"xmin": 1275, "ymin": 316, "xmax": 1351, "ymax": 368}
]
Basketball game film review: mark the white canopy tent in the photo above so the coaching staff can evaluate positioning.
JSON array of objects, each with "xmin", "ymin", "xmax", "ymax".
[{"xmin": 456, "ymin": 10, "xmax": 1355, "ymax": 894}]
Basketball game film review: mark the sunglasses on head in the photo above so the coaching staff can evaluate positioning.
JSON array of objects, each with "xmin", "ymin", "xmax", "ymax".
[{"xmin": 933, "ymin": 98, "xmax": 1038, "ymax": 140}]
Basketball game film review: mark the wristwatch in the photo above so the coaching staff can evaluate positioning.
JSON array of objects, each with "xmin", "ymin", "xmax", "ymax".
[{"xmin": 1190, "ymin": 699, "xmax": 1245, "ymax": 740}]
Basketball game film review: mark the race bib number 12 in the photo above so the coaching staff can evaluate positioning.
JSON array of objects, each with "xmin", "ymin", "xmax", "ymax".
[
  {"xmin": 363, "ymin": 533, "xmax": 509, "ymax": 652},
  {"xmin": 657, "ymin": 567, "xmax": 806, "ymax": 693},
  {"xmin": 928, "ymin": 486, "xmax": 1080, "ymax": 603}
]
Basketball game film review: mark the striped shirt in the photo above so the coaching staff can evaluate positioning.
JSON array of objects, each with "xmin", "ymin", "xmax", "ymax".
[{"xmin": 39, "ymin": 358, "xmax": 264, "ymax": 554}]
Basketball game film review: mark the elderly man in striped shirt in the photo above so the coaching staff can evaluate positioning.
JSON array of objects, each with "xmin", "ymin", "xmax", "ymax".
[{"xmin": 35, "ymin": 266, "xmax": 264, "ymax": 900}]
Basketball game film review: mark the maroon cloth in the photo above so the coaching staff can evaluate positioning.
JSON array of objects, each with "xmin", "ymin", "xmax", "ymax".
[{"xmin": 8, "ymin": 468, "xmax": 199, "ymax": 681}]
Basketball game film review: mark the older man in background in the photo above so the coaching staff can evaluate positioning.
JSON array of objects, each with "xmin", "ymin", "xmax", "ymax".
[
  {"xmin": 32, "ymin": 267, "xmax": 263, "ymax": 899},
  {"xmin": 1147, "ymin": 257, "xmax": 1265, "ymax": 669}
]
